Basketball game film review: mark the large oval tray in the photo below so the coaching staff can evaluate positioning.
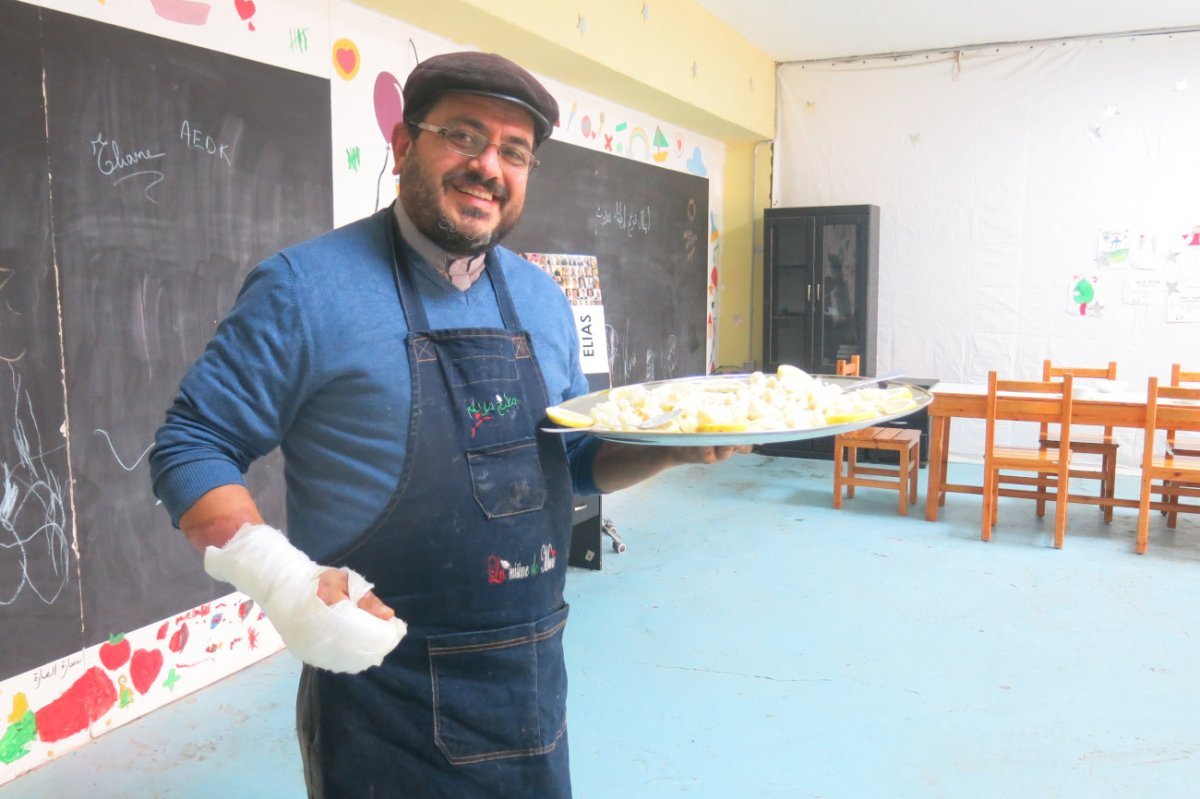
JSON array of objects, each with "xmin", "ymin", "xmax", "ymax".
[{"xmin": 543, "ymin": 373, "xmax": 934, "ymax": 446}]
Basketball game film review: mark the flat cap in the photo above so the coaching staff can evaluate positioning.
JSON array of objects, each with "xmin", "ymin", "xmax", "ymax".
[{"xmin": 403, "ymin": 52, "xmax": 559, "ymax": 146}]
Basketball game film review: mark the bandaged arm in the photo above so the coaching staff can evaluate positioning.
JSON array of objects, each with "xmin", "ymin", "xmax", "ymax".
[{"xmin": 181, "ymin": 486, "xmax": 406, "ymax": 674}]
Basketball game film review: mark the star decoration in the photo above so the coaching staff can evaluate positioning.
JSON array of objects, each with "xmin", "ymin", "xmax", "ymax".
[
  {"xmin": 1164, "ymin": 250, "xmax": 1180, "ymax": 264},
  {"xmin": 907, "ymin": 133, "xmax": 920, "ymax": 147},
  {"xmin": 1166, "ymin": 279, "xmax": 1180, "ymax": 295},
  {"xmin": 1087, "ymin": 126, "xmax": 1103, "ymax": 141},
  {"xmin": 1104, "ymin": 105, "xmax": 1121, "ymax": 118},
  {"xmin": 577, "ymin": 15, "xmax": 587, "ymax": 35},
  {"xmin": 641, "ymin": 2, "xmax": 650, "ymax": 22},
  {"xmin": 691, "ymin": 60, "xmax": 699, "ymax": 79},
  {"xmin": 1175, "ymin": 79, "xmax": 1190, "ymax": 92}
]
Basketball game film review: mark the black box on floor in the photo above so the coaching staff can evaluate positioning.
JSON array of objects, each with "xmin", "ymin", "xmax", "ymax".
[{"xmin": 568, "ymin": 495, "xmax": 603, "ymax": 570}]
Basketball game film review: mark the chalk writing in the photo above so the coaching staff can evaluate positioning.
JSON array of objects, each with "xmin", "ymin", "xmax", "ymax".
[
  {"xmin": 1, "ymin": 363, "xmax": 70, "ymax": 609},
  {"xmin": 90, "ymin": 132, "xmax": 165, "ymax": 176},
  {"xmin": 179, "ymin": 120, "xmax": 233, "ymax": 165},
  {"xmin": 595, "ymin": 202, "xmax": 651, "ymax": 236},
  {"xmin": 90, "ymin": 132, "xmax": 165, "ymax": 204},
  {"xmin": 683, "ymin": 229, "xmax": 698, "ymax": 263}
]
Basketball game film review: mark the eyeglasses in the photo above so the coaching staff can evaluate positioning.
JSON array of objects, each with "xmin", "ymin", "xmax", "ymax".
[{"xmin": 409, "ymin": 122, "xmax": 539, "ymax": 173}]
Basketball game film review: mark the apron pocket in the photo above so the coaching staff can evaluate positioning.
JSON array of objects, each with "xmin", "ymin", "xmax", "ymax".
[
  {"xmin": 467, "ymin": 437, "xmax": 547, "ymax": 518},
  {"xmin": 428, "ymin": 605, "xmax": 569, "ymax": 765}
]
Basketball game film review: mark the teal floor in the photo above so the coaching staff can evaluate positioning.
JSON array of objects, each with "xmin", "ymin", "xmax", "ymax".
[{"xmin": 3, "ymin": 456, "xmax": 1198, "ymax": 798}]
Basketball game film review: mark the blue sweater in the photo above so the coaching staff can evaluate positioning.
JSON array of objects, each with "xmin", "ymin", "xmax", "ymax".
[{"xmin": 150, "ymin": 209, "xmax": 602, "ymax": 561}]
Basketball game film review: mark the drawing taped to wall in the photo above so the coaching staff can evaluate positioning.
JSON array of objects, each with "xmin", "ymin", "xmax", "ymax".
[
  {"xmin": 1166, "ymin": 289, "xmax": 1200, "ymax": 324},
  {"xmin": 1123, "ymin": 274, "xmax": 1166, "ymax": 305},
  {"xmin": 1097, "ymin": 228, "xmax": 1130, "ymax": 264},
  {"xmin": 1068, "ymin": 273, "xmax": 1103, "ymax": 317}
]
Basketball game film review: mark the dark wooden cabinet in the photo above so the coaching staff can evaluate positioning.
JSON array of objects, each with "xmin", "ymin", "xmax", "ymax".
[
  {"xmin": 758, "ymin": 205, "xmax": 885, "ymax": 460},
  {"xmin": 762, "ymin": 204, "xmax": 880, "ymax": 376}
]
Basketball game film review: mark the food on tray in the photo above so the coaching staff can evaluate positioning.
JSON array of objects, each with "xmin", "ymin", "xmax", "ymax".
[{"xmin": 549, "ymin": 365, "xmax": 918, "ymax": 433}]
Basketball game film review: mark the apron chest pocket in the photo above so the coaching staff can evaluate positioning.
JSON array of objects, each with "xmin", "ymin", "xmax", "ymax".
[
  {"xmin": 428, "ymin": 605, "xmax": 569, "ymax": 765},
  {"xmin": 467, "ymin": 437, "xmax": 547, "ymax": 518}
]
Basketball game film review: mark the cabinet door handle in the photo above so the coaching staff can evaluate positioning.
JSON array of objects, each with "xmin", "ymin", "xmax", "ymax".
[
  {"xmin": 806, "ymin": 284, "xmax": 811, "ymax": 302},
  {"xmin": 816, "ymin": 283, "xmax": 822, "ymax": 301}
]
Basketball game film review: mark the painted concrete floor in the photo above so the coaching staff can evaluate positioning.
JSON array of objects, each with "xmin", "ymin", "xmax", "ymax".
[{"xmin": 3, "ymin": 455, "xmax": 1198, "ymax": 798}]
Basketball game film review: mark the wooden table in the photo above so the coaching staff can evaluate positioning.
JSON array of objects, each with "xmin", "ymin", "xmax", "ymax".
[{"xmin": 923, "ymin": 383, "xmax": 1200, "ymax": 522}]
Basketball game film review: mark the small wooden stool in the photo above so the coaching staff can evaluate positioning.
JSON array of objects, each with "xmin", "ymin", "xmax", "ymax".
[{"xmin": 833, "ymin": 427, "xmax": 921, "ymax": 516}]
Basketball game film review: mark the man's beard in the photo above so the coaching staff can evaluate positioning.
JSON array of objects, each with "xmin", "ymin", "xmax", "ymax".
[{"xmin": 399, "ymin": 157, "xmax": 520, "ymax": 256}]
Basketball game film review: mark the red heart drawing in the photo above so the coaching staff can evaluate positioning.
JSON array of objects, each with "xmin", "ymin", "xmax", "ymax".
[
  {"xmin": 336, "ymin": 48, "xmax": 357, "ymax": 75},
  {"xmin": 130, "ymin": 648, "xmax": 164, "ymax": 695},
  {"xmin": 234, "ymin": 0, "xmax": 256, "ymax": 21}
]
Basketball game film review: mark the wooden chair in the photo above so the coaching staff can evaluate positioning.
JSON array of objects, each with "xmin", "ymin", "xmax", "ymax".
[
  {"xmin": 1136, "ymin": 376, "xmax": 1200, "ymax": 554},
  {"xmin": 981, "ymin": 371, "xmax": 1073, "ymax": 548},
  {"xmin": 1167, "ymin": 364, "xmax": 1200, "ymax": 458},
  {"xmin": 1037, "ymin": 360, "xmax": 1119, "ymax": 522},
  {"xmin": 832, "ymin": 356, "xmax": 921, "ymax": 516}
]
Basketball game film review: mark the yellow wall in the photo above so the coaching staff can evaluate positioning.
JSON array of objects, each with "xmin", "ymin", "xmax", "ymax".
[{"xmin": 363, "ymin": 0, "xmax": 776, "ymax": 368}]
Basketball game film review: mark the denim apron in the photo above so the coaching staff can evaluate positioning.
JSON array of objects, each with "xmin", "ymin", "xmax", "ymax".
[{"xmin": 297, "ymin": 215, "xmax": 575, "ymax": 798}]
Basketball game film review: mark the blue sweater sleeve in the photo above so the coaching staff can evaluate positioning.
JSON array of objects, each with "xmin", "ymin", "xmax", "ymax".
[{"xmin": 149, "ymin": 254, "xmax": 312, "ymax": 526}]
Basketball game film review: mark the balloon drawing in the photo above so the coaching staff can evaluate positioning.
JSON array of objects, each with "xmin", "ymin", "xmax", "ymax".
[{"xmin": 373, "ymin": 72, "xmax": 404, "ymax": 143}]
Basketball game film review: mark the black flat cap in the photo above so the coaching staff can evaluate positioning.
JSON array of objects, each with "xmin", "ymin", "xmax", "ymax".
[{"xmin": 403, "ymin": 51, "xmax": 559, "ymax": 146}]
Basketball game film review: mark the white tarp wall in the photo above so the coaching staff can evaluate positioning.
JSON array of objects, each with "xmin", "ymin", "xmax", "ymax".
[{"xmin": 775, "ymin": 32, "xmax": 1200, "ymax": 466}]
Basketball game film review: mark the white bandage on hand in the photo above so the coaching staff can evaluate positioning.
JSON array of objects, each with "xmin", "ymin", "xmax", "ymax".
[{"xmin": 204, "ymin": 523, "xmax": 407, "ymax": 674}]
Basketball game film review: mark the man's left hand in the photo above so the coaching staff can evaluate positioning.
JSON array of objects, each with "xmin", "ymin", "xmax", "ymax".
[{"xmin": 669, "ymin": 444, "xmax": 753, "ymax": 464}]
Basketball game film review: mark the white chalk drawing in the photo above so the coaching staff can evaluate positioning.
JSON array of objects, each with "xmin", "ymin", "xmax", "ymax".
[
  {"xmin": 606, "ymin": 323, "xmax": 680, "ymax": 385},
  {"xmin": 663, "ymin": 334, "xmax": 678, "ymax": 377},
  {"xmin": 1, "ymin": 363, "xmax": 70, "ymax": 606},
  {"xmin": 93, "ymin": 429, "xmax": 153, "ymax": 472},
  {"xmin": 0, "ymin": 265, "xmax": 17, "ymax": 316}
]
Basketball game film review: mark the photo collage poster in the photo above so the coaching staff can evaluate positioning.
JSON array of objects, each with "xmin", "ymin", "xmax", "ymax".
[{"xmin": 521, "ymin": 253, "xmax": 610, "ymax": 379}]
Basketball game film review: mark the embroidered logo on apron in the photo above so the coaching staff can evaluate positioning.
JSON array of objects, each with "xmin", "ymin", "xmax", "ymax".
[
  {"xmin": 486, "ymin": 544, "xmax": 558, "ymax": 585},
  {"xmin": 466, "ymin": 393, "xmax": 522, "ymax": 437}
]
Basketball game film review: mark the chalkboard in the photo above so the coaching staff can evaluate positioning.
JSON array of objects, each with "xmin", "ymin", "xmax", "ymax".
[
  {"xmin": 0, "ymin": 1, "xmax": 82, "ymax": 679},
  {"xmin": 505, "ymin": 140, "xmax": 710, "ymax": 386},
  {"xmin": 4, "ymin": 7, "xmax": 332, "ymax": 658}
]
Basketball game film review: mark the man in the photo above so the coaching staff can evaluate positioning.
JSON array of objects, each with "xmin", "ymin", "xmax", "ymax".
[{"xmin": 150, "ymin": 51, "xmax": 743, "ymax": 798}]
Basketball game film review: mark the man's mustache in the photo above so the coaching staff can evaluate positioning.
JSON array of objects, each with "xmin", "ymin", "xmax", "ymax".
[{"xmin": 445, "ymin": 170, "xmax": 509, "ymax": 202}]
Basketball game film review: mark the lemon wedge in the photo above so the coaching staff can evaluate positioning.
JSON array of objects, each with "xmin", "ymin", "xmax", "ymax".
[
  {"xmin": 545, "ymin": 406, "xmax": 594, "ymax": 428},
  {"xmin": 696, "ymin": 422, "xmax": 749, "ymax": 433},
  {"xmin": 825, "ymin": 409, "xmax": 877, "ymax": 424}
]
